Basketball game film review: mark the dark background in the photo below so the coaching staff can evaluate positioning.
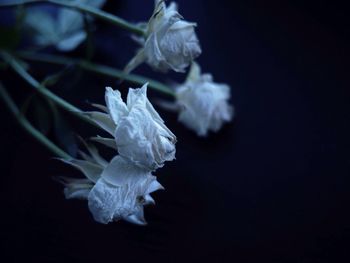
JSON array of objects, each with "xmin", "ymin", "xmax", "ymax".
[{"xmin": 1, "ymin": 0, "xmax": 349, "ymax": 262}]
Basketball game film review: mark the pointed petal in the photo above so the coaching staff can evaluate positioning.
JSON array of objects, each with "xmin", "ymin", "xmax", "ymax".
[
  {"xmin": 90, "ymin": 103, "xmax": 108, "ymax": 113},
  {"xmin": 146, "ymin": 178, "xmax": 165, "ymax": 194},
  {"xmin": 105, "ymin": 87, "xmax": 128, "ymax": 124},
  {"xmin": 125, "ymin": 211, "xmax": 147, "ymax": 226},
  {"xmin": 126, "ymin": 83, "xmax": 148, "ymax": 109},
  {"xmin": 143, "ymin": 194, "xmax": 155, "ymax": 205},
  {"xmin": 186, "ymin": 62, "xmax": 201, "ymax": 82}
]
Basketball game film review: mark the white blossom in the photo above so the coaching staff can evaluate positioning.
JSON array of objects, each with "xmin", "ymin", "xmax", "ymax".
[
  {"xmin": 125, "ymin": 0, "xmax": 201, "ymax": 73},
  {"xmin": 58, "ymin": 144, "xmax": 163, "ymax": 225},
  {"xmin": 88, "ymin": 156, "xmax": 164, "ymax": 225},
  {"xmin": 24, "ymin": 0, "xmax": 106, "ymax": 51},
  {"xmin": 175, "ymin": 62, "xmax": 234, "ymax": 136},
  {"xmin": 89, "ymin": 83, "xmax": 176, "ymax": 170}
]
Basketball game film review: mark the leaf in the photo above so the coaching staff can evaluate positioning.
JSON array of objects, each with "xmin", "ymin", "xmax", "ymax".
[
  {"xmin": 58, "ymin": 158, "xmax": 103, "ymax": 183},
  {"xmin": 90, "ymin": 136, "xmax": 117, "ymax": 150},
  {"xmin": 83, "ymin": 111, "xmax": 116, "ymax": 136}
]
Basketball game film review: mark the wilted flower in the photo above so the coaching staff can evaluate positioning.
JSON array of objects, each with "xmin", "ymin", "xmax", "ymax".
[
  {"xmin": 175, "ymin": 62, "xmax": 234, "ymax": 136},
  {"xmin": 24, "ymin": 0, "xmax": 106, "ymax": 51},
  {"xmin": 125, "ymin": 0, "xmax": 201, "ymax": 73},
  {"xmin": 88, "ymin": 83, "xmax": 176, "ymax": 170},
  {"xmin": 88, "ymin": 156, "xmax": 164, "ymax": 225},
  {"xmin": 58, "ymin": 143, "xmax": 163, "ymax": 225}
]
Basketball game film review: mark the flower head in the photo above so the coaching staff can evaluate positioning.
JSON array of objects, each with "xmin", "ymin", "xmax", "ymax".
[
  {"xmin": 88, "ymin": 156, "xmax": 163, "ymax": 225},
  {"xmin": 125, "ymin": 1, "xmax": 201, "ymax": 73},
  {"xmin": 175, "ymin": 62, "xmax": 234, "ymax": 136},
  {"xmin": 89, "ymin": 83, "xmax": 176, "ymax": 170},
  {"xmin": 24, "ymin": 0, "xmax": 106, "ymax": 51},
  {"xmin": 58, "ymin": 144, "xmax": 163, "ymax": 225}
]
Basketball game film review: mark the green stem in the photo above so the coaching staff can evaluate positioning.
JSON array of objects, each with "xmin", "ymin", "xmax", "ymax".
[
  {"xmin": 0, "ymin": 51, "xmax": 95, "ymax": 126},
  {"xmin": 17, "ymin": 51, "xmax": 176, "ymax": 97},
  {"xmin": 0, "ymin": 0, "xmax": 145, "ymax": 36},
  {"xmin": 0, "ymin": 81, "xmax": 72, "ymax": 159}
]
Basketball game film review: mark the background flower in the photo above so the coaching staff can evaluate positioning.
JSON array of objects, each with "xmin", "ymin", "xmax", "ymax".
[
  {"xmin": 175, "ymin": 62, "xmax": 234, "ymax": 136},
  {"xmin": 24, "ymin": 0, "xmax": 106, "ymax": 51}
]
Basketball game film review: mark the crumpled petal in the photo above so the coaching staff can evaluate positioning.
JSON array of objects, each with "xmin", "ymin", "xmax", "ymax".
[
  {"xmin": 100, "ymin": 155, "xmax": 149, "ymax": 187},
  {"xmin": 88, "ymin": 174, "xmax": 163, "ymax": 225},
  {"xmin": 105, "ymin": 87, "xmax": 129, "ymax": 124}
]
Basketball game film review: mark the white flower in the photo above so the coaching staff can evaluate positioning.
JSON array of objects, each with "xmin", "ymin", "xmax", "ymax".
[
  {"xmin": 88, "ymin": 83, "xmax": 176, "ymax": 170},
  {"xmin": 88, "ymin": 156, "xmax": 164, "ymax": 225},
  {"xmin": 24, "ymin": 0, "xmax": 106, "ymax": 51},
  {"xmin": 125, "ymin": 0, "xmax": 201, "ymax": 73},
  {"xmin": 175, "ymin": 62, "xmax": 234, "ymax": 136},
  {"xmin": 58, "ymin": 144, "xmax": 163, "ymax": 225}
]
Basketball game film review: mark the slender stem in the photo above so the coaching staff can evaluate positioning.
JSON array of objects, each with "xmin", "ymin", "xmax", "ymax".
[
  {"xmin": 0, "ymin": 82, "xmax": 72, "ymax": 159},
  {"xmin": 0, "ymin": 51, "xmax": 95, "ymax": 126},
  {"xmin": 17, "ymin": 51, "xmax": 176, "ymax": 97},
  {"xmin": 0, "ymin": 0, "xmax": 145, "ymax": 36}
]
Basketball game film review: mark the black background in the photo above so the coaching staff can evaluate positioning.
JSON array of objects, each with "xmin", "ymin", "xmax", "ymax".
[{"xmin": 1, "ymin": 0, "xmax": 349, "ymax": 262}]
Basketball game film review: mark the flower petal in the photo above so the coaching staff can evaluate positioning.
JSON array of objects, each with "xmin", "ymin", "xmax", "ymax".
[
  {"xmin": 101, "ymin": 155, "xmax": 150, "ymax": 187},
  {"xmin": 105, "ymin": 87, "xmax": 129, "ymax": 124}
]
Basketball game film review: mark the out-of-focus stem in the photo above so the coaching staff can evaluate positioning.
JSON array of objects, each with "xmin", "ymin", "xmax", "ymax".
[
  {"xmin": 0, "ymin": 51, "xmax": 96, "ymax": 126},
  {"xmin": 17, "ymin": 51, "xmax": 176, "ymax": 97},
  {"xmin": 0, "ymin": 81, "xmax": 72, "ymax": 159}
]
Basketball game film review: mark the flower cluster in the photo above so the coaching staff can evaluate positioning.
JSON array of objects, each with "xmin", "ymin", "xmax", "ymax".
[
  {"xmin": 60, "ymin": 84, "xmax": 176, "ymax": 225},
  {"xmin": 17, "ymin": 0, "xmax": 234, "ymax": 226}
]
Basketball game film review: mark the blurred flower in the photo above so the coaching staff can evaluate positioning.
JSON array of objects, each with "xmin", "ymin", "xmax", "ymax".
[
  {"xmin": 175, "ymin": 62, "xmax": 234, "ymax": 136},
  {"xmin": 24, "ymin": 0, "xmax": 106, "ymax": 51},
  {"xmin": 125, "ymin": 0, "xmax": 201, "ymax": 73},
  {"xmin": 88, "ymin": 83, "xmax": 176, "ymax": 170},
  {"xmin": 58, "ymin": 143, "xmax": 163, "ymax": 225}
]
